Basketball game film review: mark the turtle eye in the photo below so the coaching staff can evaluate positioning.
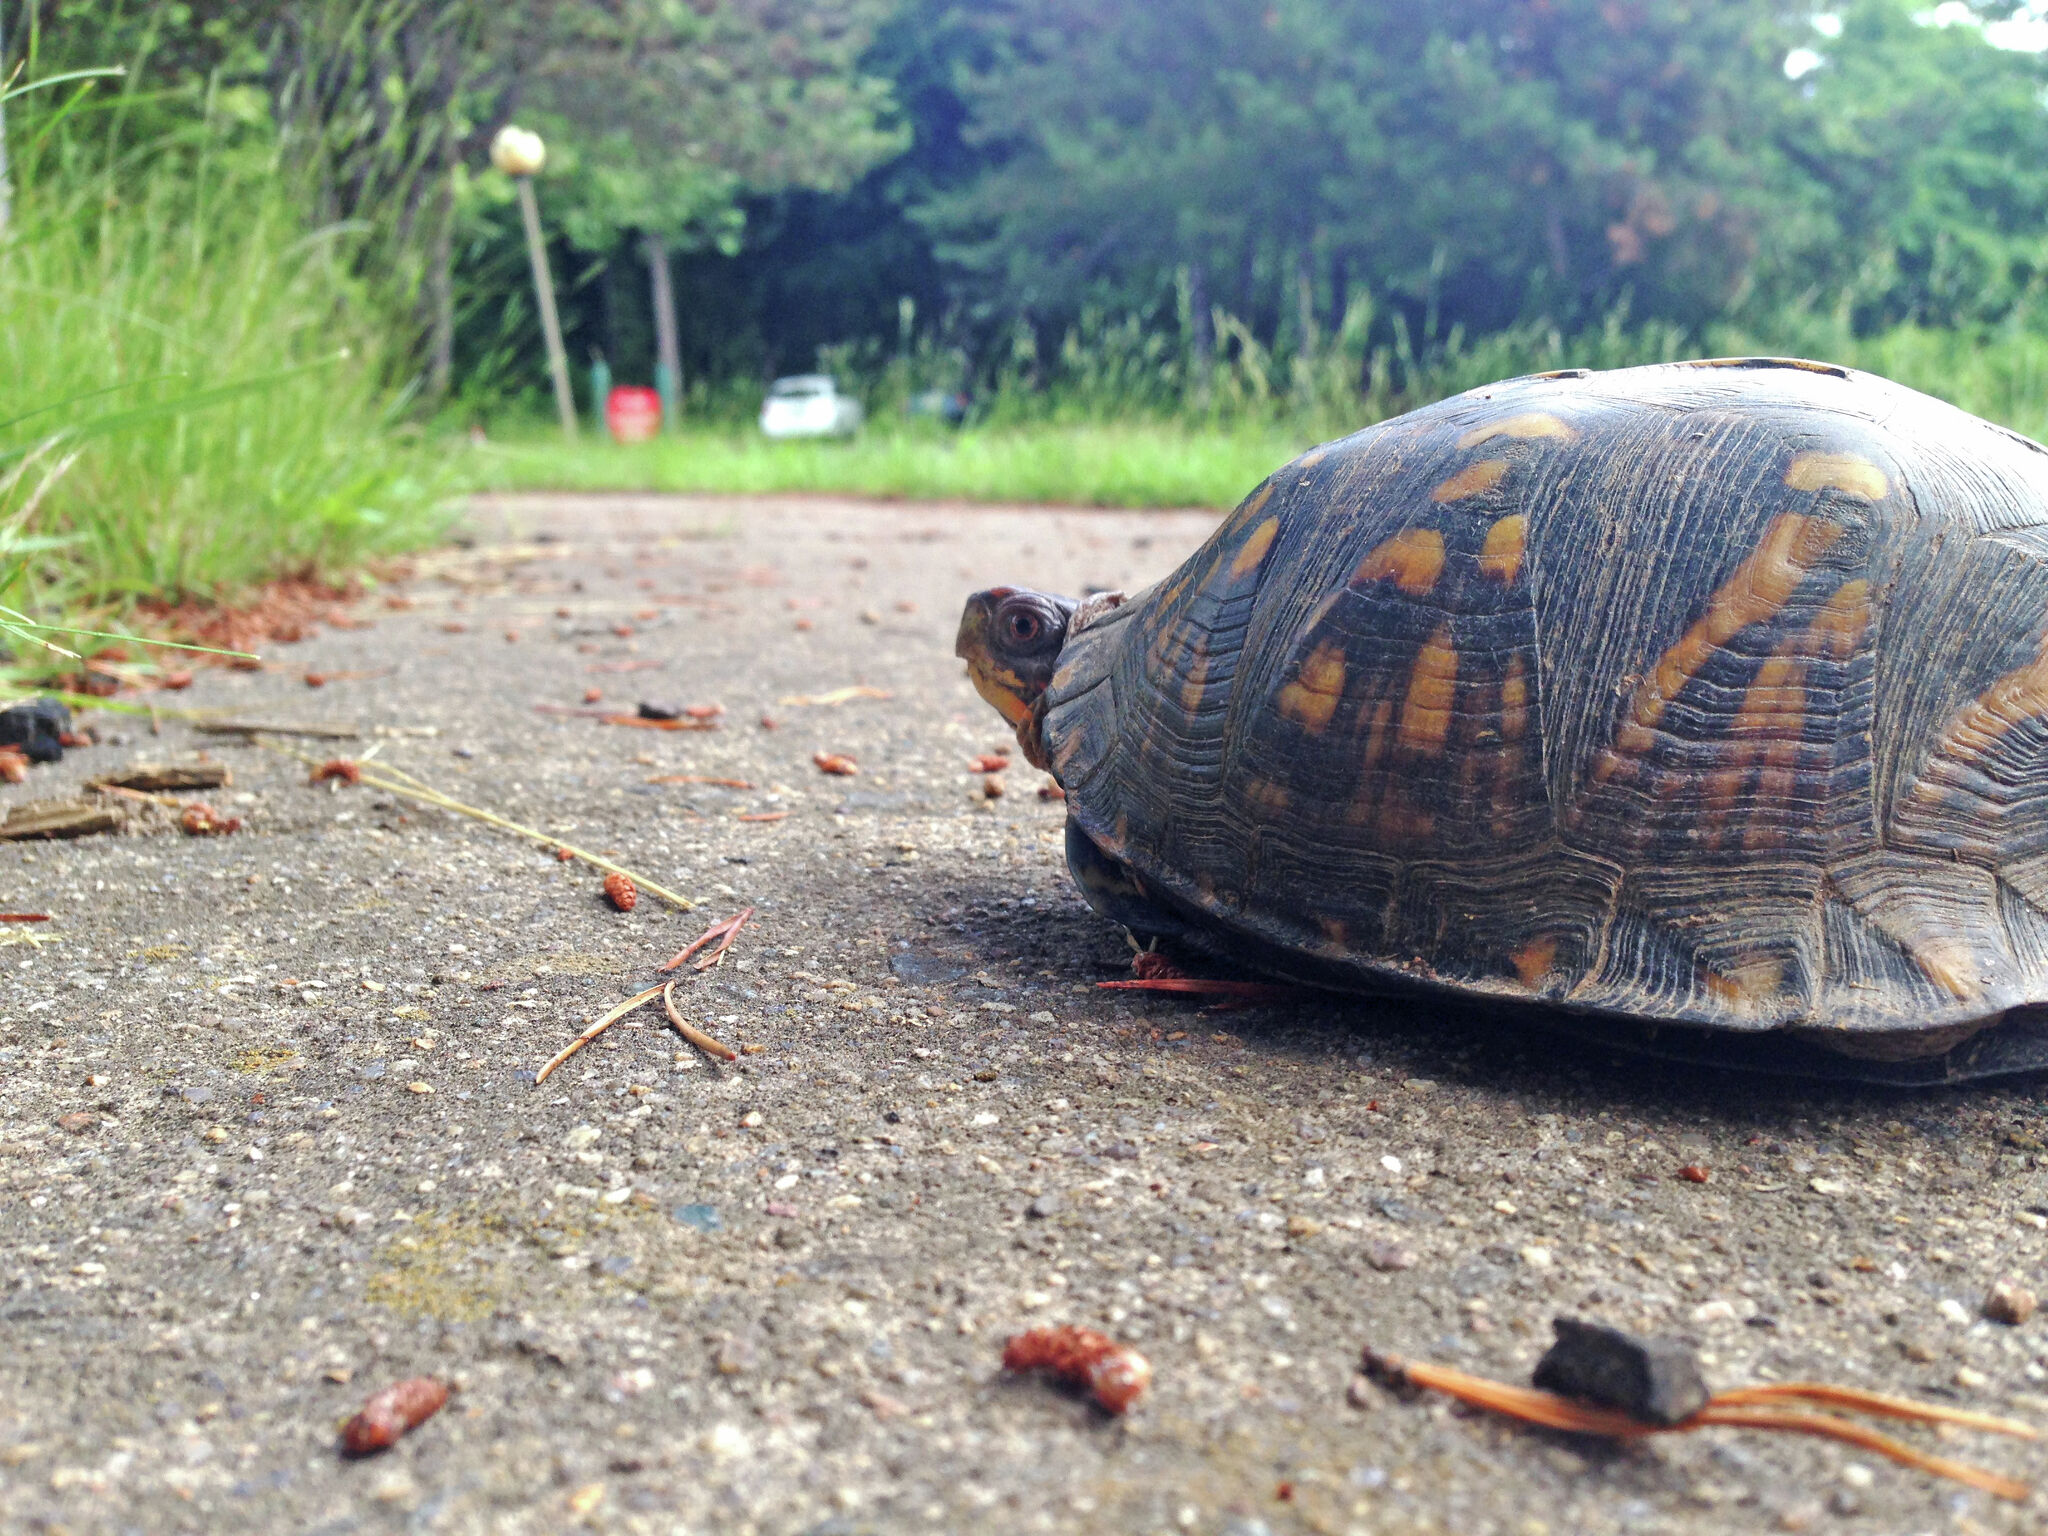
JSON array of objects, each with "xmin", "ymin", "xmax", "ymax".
[{"xmin": 1004, "ymin": 610, "xmax": 1043, "ymax": 645}]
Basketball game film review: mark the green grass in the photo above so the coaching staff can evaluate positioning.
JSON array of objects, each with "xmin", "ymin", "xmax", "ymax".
[
  {"xmin": 462, "ymin": 421, "xmax": 1316, "ymax": 510},
  {"xmin": 0, "ymin": 92, "xmax": 447, "ymax": 670},
  {"xmin": 465, "ymin": 321, "xmax": 2048, "ymax": 512}
]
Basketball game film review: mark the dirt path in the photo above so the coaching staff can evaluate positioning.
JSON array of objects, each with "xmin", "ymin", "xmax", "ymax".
[{"xmin": 2, "ymin": 493, "xmax": 2044, "ymax": 1535}]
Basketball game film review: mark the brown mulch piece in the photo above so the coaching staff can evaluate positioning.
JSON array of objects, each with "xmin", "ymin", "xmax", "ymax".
[
  {"xmin": 88, "ymin": 763, "xmax": 231, "ymax": 793},
  {"xmin": 813, "ymin": 752, "xmax": 858, "ymax": 776},
  {"xmin": 736, "ymin": 811, "xmax": 788, "ymax": 823},
  {"xmin": 339, "ymin": 1377, "xmax": 450, "ymax": 1456},
  {"xmin": 646, "ymin": 775, "xmax": 754, "ymax": 789},
  {"xmin": 136, "ymin": 573, "xmax": 361, "ymax": 657},
  {"xmin": 1, "ymin": 800, "xmax": 123, "ymax": 841},
  {"xmin": 0, "ymin": 914, "xmax": 52, "ymax": 922}
]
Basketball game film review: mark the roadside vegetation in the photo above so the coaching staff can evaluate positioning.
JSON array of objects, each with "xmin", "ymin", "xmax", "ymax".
[{"xmin": 8, "ymin": 1, "xmax": 2048, "ymax": 651}]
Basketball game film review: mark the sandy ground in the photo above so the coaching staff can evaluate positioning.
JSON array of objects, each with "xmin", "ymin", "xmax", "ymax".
[{"xmin": 2, "ymin": 491, "xmax": 2045, "ymax": 1536}]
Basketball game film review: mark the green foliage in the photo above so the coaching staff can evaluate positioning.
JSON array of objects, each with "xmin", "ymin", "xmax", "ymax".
[
  {"xmin": 463, "ymin": 420, "xmax": 1307, "ymax": 511},
  {"xmin": 0, "ymin": 50, "xmax": 444, "ymax": 657}
]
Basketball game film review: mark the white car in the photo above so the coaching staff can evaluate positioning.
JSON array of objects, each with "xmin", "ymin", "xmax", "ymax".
[{"xmin": 759, "ymin": 375, "xmax": 864, "ymax": 439}]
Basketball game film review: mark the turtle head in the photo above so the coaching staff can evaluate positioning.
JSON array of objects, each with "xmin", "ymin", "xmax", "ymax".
[{"xmin": 955, "ymin": 586, "xmax": 1076, "ymax": 764}]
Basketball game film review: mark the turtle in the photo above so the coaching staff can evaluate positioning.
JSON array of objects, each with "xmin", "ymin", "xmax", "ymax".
[{"xmin": 954, "ymin": 357, "xmax": 2048, "ymax": 1083}]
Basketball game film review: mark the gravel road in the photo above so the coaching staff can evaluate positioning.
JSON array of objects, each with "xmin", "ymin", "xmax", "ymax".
[{"xmin": 2, "ymin": 492, "xmax": 2045, "ymax": 1535}]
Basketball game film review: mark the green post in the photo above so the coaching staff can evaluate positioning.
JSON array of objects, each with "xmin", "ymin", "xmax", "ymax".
[{"xmin": 589, "ymin": 353, "xmax": 612, "ymax": 431}]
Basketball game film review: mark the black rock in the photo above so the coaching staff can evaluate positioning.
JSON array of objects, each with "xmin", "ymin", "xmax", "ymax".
[
  {"xmin": 1531, "ymin": 1316, "xmax": 1709, "ymax": 1425},
  {"xmin": 637, "ymin": 701, "xmax": 682, "ymax": 721},
  {"xmin": 0, "ymin": 698, "xmax": 70, "ymax": 763}
]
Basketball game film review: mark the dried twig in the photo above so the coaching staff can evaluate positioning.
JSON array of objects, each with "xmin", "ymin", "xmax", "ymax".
[
  {"xmin": 661, "ymin": 980, "xmax": 737, "ymax": 1062},
  {"xmin": 1368, "ymin": 1350, "xmax": 2033, "ymax": 1503},
  {"xmin": 193, "ymin": 718, "xmax": 359, "ymax": 739},
  {"xmin": 659, "ymin": 906, "xmax": 754, "ymax": 972},
  {"xmin": 0, "ymin": 913, "xmax": 51, "ymax": 923},
  {"xmin": 533, "ymin": 984, "xmax": 666, "ymax": 1085},
  {"xmin": 646, "ymin": 775, "xmax": 754, "ymax": 789}
]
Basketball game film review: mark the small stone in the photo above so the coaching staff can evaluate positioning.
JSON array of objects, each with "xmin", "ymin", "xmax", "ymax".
[
  {"xmin": 672, "ymin": 1203, "xmax": 720, "ymax": 1233},
  {"xmin": 1402, "ymin": 1078, "xmax": 1436, "ymax": 1093},
  {"xmin": 1286, "ymin": 1215, "xmax": 1322, "ymax": 1239},
  {"xmin": 1364, "ymin": 1240, "xmax": 1418, "ymax": 1272},
  {"xmin": 1532, "ymin": 1316, "xmax": 1710, "ymax": 1426},
  {"xmin": 1899, "ymin": 1338, "xmax": 1937, "ymax": 1363},
  {"xmin": 1838, "ymin": 1463, "xmax": 1874, "ymax": 1491},
  {"xmin": 1690, "ymin": 1299, "xmax": 1738, "ymax": 1325},
  {"xmin": 1026, "ymin": 1193, "xmax": 1063, "ymax": 1219},
  {"xmin": 702, "ymin": 1422, "xmax": 751, "ymax": 1458},
  {"xmin": 1955, "ymin": 1365, "xmax": 1989, "ymax": 1389},
  {"xmin": 55, "ymin": 1112, "xmax": 95, "ymax": 1134},
  {"xmin": 1984, "ymin": 1278, "xmax": 2037, "ymax": 1326},
  {"xmin": 1518, "ymin": 1245, "xmax": 1553, "ymax": 1269},
  {"xmin": 1938, "ymin": 1297, "xmax": 1973, "ymax": 1327},
  {"xmin": 1345, "ymin": 1373, "xmax": 1377, "ymax": 1410},
  {"xmin": 405, "ymin": 1081, "xmax": 432, "ymax": 1095}
]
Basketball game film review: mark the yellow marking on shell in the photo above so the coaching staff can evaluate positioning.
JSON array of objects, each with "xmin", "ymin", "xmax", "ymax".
[
  {"xmin": 1276, "ymin": 642, "xmax": 1347, "ymax": 732},
  {"xmin": 1457, "ymin": 413, "xmax": 1575, "ymax": 450},
  {"xmin": 1918, "ymin": 630, "xmax": 2048, "ymax": 779},
  {"xmin": 1239, "ymin": 480, "xmax": 1275, "ymax": 522},
  {"xmin": 1910, "ymin": 938, "xmax": 1981, "ymax": 1002},
  {"xmin": 1712, "ymin": 643, "xmax": 1807, "ymax": 852},
  {"xmin": 1375, "ymin": 797, "xmax": 1435, "ymax": 841},
  {"xmin": 1500, "ymin": 656, "xmax": 1530, "ymax": 742},
  {"xmin": 1317, "ymin": 917, "xmax": 1348, "ymax": 950},
  {"xmin": 1704, "ymin": 955, "xmax": 1785, "ymax": 1008},
  {"xmin": 1362, "ymin": 696, "xmax": 1395, "ymax": 771},
  {"xmin": 1809, "ymin": 579, "xmax": 1871, "ymax": 660},
  {"xmin": 1228, "ymin": 516, "xmax": 1281, "ymax": 580},
  {"xmin": 1785, "ymin": 451, "xmax": 1888, "ymax": 501},
  {"xmin": 1243, "ymin": 777, "xmax": 1291, "ymax": 814},
  {"xmin": 1478, "ymin": 515, "xmax": 1529, "ymax": 585},
  {"xmin": 1177, "ymin": 638, "xmax": 1211, "ymax": 715},
  {"xmin": 1430, "ymin": 458, "xmax": 1509, "ymax": 503},
  {"xmin": 1398, "ymin": 625, "xmax": 1460, "ymax": 755},
  {"xmin": 1593, "ymin": 513, "xmax": 1843, "ymax": 784},
  {"xmin": 1353, "ymin": 528, "xmax": 1446, "ymax": 596},
  {"xmin": 1511, "ymin": 937, "xmax": 1557, "ymax": 989}
]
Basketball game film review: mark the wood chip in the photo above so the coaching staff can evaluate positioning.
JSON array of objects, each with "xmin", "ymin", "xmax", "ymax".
[{"xmin": 89, "ymin": 763, "xmax": 231, "ymax": 792}]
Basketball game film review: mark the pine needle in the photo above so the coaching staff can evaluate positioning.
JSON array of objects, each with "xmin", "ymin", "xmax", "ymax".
[
  {"xmin": 533, "ymin": 984, "xmax": 665, "ymax": 1085},
  {"xmin": 1367, "ymin": 1349, "xmax": 2034, "ymax": 1503},
  {"xmin": 661, "ymin": 980, "xmax": 737, "ymax": 1062}
]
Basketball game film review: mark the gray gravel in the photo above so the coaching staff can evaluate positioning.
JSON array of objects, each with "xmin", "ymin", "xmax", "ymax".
[{"xmin": 2, "ymin": 492, "xmax": 2045, "ymax": 1535}]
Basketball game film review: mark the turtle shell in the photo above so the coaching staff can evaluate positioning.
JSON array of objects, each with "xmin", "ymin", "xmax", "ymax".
[{"xmin": 1040, "ymin": 358, "xmax": 2048, "ymax": 1068}]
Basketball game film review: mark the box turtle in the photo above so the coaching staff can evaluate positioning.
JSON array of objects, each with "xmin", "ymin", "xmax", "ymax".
[{"xmin": 955, "ymin": 358, "xmax": 2048, "ymax": 1082}]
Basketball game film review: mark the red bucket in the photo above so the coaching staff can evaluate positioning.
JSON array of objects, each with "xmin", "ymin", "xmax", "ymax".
[{"xmin": 606, "ymin": 385, "xmax": 663, "ymax": 443}]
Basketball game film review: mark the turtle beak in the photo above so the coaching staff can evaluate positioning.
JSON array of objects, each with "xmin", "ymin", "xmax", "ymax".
[{"xmin": 955, "ymin": 590, "xmax": 1034, "ymax": 727}]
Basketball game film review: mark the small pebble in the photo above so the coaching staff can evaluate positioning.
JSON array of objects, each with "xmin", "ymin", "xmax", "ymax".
[
  {"xmin": 1938, "ymin": 1297, "xmax": 1973, "ymax": 1326},
  {"xmin": 1983, "ymin": 1278, "xmax": 2037, "ymax": 1326},
  {"xmin": 1364, "ymin": 1240, "xmax": 1417, "ymax": 1272}
]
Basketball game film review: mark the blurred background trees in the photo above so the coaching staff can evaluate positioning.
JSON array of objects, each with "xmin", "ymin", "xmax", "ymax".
[{"xmin": 9, "ymin": 0, "xmax": 2048, "ymax": 427}]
